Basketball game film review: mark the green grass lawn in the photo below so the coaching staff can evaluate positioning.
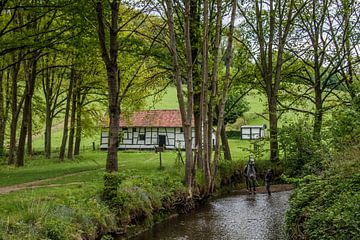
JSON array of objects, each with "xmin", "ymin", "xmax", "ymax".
[
  {"xmin": 0, "ymin": 151, "xmax": 181, "ymax": 187},
  {"xmin": 0, "ymin": 150, "xmax": 186, "ymax": 239},
  {"xmin": 146, "ymin": 86, "xmax": 179, "ymax": 110}
]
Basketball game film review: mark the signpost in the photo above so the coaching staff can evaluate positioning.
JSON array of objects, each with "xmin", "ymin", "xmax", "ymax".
[{"xmin": 155, "ymin": 146, "xmax": 164, "ymax": 170}]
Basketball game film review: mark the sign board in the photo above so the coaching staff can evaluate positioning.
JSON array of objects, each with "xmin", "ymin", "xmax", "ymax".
[{"xmin": 155, "ymin": 146, "xmax": 164, "ymax": 153}]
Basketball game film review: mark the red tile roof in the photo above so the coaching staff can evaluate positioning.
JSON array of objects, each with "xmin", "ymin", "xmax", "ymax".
[{"xmin": 120, "ymin": 110, "xmax": 194, "ymax": 127}]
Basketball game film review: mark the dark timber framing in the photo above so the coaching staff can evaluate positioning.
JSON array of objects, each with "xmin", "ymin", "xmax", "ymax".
[{"xmin": 100, "ymin": 126, "xmax": 199, "ymax": 150}]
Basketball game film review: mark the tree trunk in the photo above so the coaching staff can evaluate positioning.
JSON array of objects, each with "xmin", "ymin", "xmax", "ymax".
[
  {"xmin": 221, "ymin": 123, "xmax": 232, "ymax": 161},
  {"xmin": 74, "ymin": 88, "xmax": 82, "ymax": 156},
  {"xmin": 207, "ymin": 0, "xmax": 222, "ymax": 180},
  {"xmin": 17, "ymin": 53, "xmax": 39, "ymax": 166},
  {"xmin": 200, "ymin": 0, "xmax": 211, "ymax": 192},
  {"xmin": 44, "ymin": 61, "xmax": 52, "ymax": 159},
  {"xmin": 45, "ymin": 111, "xmax": 52, "ymax": 158},
  {"xmin": 96, "ymin": 1, "xmax": 120, "ymax": 172},
  {"xmin": 184, "ymin": 0, "xmax": 195, "ymax": 192},
  {"xmin": 67, "ymin": 78, "xmax": 77, "ymax": 159},
  {"xmin": 27, "ymin": 101, "xmax": 32, "ymax": 156},
  {"xmin": 268, "ymin": 95, "xmax": 279, "ymax": 162},
  {"xmin": 211, "ymin": 0, "xmax": 236, "ymax": 190},
  {"xmin": 1, "ymin": 69, "xmax": 11, "ymax": 157},
  {"xmin": 313, "ymin": 18, "xmax": 322, "ymax": 141},
  {"xmin": 59, "ymin": 68, "xmax": 74, "ymax": 161},
  {"xmin": 8, "ymin": 59, "xmax": 21, "ymax": 165},
  {"xmin": 313, "ymin": 82, "xmax": 322, "ymax": 141},
  {"xmin": 0, "ymin": 71, "xmax": 4, "ymax": 156},
  {"xmin": 165, "ymin": 0, "xmax": 194, "ymax": 193},
  {"xmin": 189, "ymin": 0, "xmax": 202, "ymax": 170},
  {"xmin": 107, "ymin": 92, "xmax": 119, "ymax": 172}
]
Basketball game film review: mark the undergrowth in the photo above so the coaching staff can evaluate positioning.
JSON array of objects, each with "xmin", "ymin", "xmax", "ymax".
[{"xmin": 286, "ymin": 146, "xmax": 360, "ymax": 240}]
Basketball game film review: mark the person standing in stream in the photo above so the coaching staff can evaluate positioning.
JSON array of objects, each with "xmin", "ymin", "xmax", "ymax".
[{"xmin": 265, "ymin": 169, "xmax": 274, "ymax": 196}]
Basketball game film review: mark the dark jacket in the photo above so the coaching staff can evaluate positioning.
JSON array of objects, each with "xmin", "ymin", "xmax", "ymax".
[{"xmin": 265, "ymin": 171, "xmax": 273, "ymax": 183}]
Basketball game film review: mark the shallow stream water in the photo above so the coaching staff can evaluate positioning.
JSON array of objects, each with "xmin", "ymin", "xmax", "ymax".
[{"xmin": 130, "ymin": 190, "xmax": 291, "ymax": 240}]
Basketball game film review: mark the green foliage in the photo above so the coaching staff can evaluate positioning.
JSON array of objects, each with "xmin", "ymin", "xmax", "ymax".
[
  {"xmin": 329, "ymin": 106, "xmax": 360, "ymax": 150},
  {"xmin": 278, "ymin": 119, "xmax": 329, "ymax": 177},
  {"xmin": 241, "ymin": 138, "xmax": 268, "ymax": 161},
  {"xmin": 286, "ymin": 149, "xmax": 360, "ymax": 240},
  {"xmin": 224, "ymin": 93, "xmax": 250, "ymax": 125},
  {"xmin": 102, "ymin": 173, "xmax": 122, "ymax": 205}
]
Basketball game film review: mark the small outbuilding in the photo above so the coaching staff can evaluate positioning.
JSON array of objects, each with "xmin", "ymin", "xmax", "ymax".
[
  {"xmin": 240, "ymin": 125, "xmax": 266, "ymax": 140},
  {"xmin": 100, "ymin": 110, "xmax": 214, "ymax": 150}
]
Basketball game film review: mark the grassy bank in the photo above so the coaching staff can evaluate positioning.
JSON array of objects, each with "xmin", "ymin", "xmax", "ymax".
[
  {"xmin": 0, "ymin": 148, "xmax": 278, "ymax": 239},
  {"xmin": 285, "ymin": 146, "xmax": 360, "ymax": 240},
  {"xmin": 0, "ymin": 151, "xmax": 182, "ymax": 239}
]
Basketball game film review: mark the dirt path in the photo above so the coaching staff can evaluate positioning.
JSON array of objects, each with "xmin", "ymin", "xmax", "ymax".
[{"xmin": 0, "ymin": 169, "xmax": 98, "ymax": 195}]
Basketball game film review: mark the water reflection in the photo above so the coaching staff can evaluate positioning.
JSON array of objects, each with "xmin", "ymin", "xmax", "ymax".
[{"xmin": 130, "ymin": 191, "xmax": 291, "ymax": 240}]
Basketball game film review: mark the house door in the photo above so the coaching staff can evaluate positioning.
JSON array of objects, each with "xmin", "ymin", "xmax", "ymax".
[{"xmin": 158, "ymin": 135, "xmax": 166, "ymax": 147}]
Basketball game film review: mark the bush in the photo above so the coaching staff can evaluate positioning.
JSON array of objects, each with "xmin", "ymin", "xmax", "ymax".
[
  {"xmin": 278, "ymin": 119, "xmax": 329, "ymax": 177},
  {"xmin": 102, "ymin": 172, "xmax": 124, "ymax": 207},
  {"xmin": 286, "ymin": 148, "xmax": 360, "ymax": 239},
  {"xmin": 329, "ymin": 106, "xmax": 360, "ymax": 150}
]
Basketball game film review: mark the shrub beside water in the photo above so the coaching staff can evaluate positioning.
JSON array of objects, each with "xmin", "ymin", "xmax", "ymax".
[
  {"xmin": 286, "ymin": 147, "xmax": 360, "ymax": 240},
  {"xmin": 278, "ymin": 119, "xmax": 329, "ymax": 177}
]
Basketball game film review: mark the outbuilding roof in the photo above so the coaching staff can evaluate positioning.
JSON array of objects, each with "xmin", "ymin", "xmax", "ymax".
[{"xmin": 120, "ymin": 110, "xmax": 194, "ymax": 128}]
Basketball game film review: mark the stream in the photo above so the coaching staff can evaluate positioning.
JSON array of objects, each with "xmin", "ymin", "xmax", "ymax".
[{"xmin": 130, "ymin": 190, "xmax": 292, "ymax": 240}]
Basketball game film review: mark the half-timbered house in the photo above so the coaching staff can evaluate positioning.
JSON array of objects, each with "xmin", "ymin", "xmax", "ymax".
[{"xmin": 100, "ymin": 110, "xmax": 213, "ymax": 150}]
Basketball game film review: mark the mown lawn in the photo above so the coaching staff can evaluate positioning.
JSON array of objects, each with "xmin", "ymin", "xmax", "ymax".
[{"xmin": 0, "ymin": 151, "xmax": 181, "ymax": 187}]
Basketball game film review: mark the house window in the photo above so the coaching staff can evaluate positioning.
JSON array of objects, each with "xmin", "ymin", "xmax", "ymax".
[
  {"xmin": 180, "ymin": 127, "xmax": 183, "ymax": 133},
  {"xmin": 133, "ymin": 128, "xmax": 137, "ymax": 132},
  {"xmin": 122, "ymin": 127, "xmax": 128, "ymax": 131},
  {"xmin": 139, "ymin": 134, "xmax": 145, "ymax": 141}
]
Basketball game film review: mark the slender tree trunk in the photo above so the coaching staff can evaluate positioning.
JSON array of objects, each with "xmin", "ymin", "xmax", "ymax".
[
  {"xmin": 67, "ymin": 78, "xmax": 77, "ymax": 159},
  {"xmin": 0, "ymin": 71, "xmax": 4, "ymax": 156},
  {"xmin": 221, "ymin": 123, "xmax": 232, "ymax": 161},
  {"xmin": 313, "ymin": 13, "xmax": 322, "ymax": 142},
  {"xmin": 74, "ymin": 89, "xmax": 82, "ymax": 156},
  {"xmin": 8, "ymin": 59, "xmax": 21, "ymax": 165},
  {"xmin": 43, "ymin": 61, "xmax": 52, "ymax": 159},
  {"xmin": 1, "ymin": 69, "xmax": 11, "ymax": 156},
  {"xmin": 184, "ymin": 0, "xmax": 195, "ymax": 192},
  {"xmin": 45, "ymin": 112, "xmax": 52, "ymax": 158},
  {"xmin": 27, "ymin": 101, "xmax": 32, "ymax": 156},
  {"xmin": 43, "ymin": 59, "xmax": 64, "ymax": 159},
  {"xmin": 211, "ymin": 0, "xmax": 236, "ymax": 190},
  {"xmin": 17, "ymin": 53, "xmax": 39, "ymax": 166},
  {"xmin": 201, "ymin": 0, "xmax": 211, "ymax": 191},
  {"xmin": 59, "ymin": 68, "xmax": 74, "ymax": 161},
  {"xmin": 165, "ymin": 0, "xmax": 194, "ymax": 194},
  {"xmin": 313, "ymin": 67, "xmax": 322, "ymax": 141},
  {"xmin": 207, "ymin": 0, "xmax": 222, "ymax": 171}
]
